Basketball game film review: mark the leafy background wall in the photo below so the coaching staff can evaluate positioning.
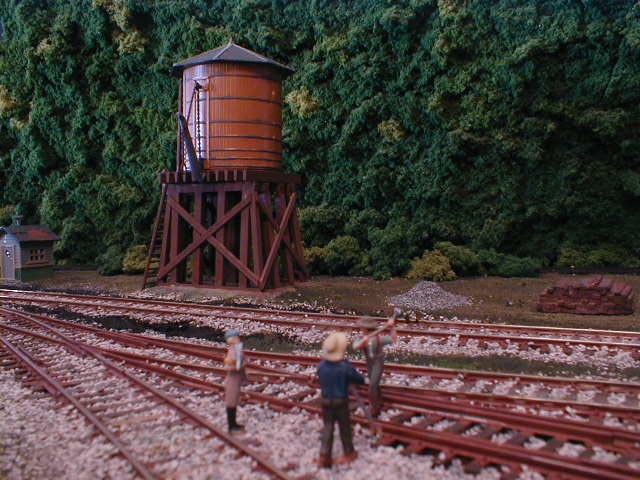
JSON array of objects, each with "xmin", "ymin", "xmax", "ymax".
[{"xmin": 0, "ymin": 0, "xmax": 638, "ymax": 277}]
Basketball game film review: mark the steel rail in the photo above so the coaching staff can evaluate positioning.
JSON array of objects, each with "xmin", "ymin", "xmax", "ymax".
[
  {"xmin": 80, "ymin": 342, "xmax": 640, "ymax": 480},
  {"xmin": 2, "ymin": 287, "xmax": 640, "ymax": 341},
  {"xmin": 2, "ymin": 306, "xmax": 639, "ymax": 403},
  {"xmin": 3, "ymin": 307, "xmax": 639, "ymax": 479},
  {"xmin": 3, "ymin": 293, "xmax": 640, "ymax": 355},
  {"xmin": 4, "ymin": 313, "xmax": 636, "ymax": 432},
  {"xmin": 93, "ymin": 345, "xmax": 640, "ymax": 447},
  {"xmin": 0, "ymin": 310, "xmax": 292, "ymax": 480},
  {"xmin": 0, "ymin": 337, "xmax": 158, "ymax": 480}
]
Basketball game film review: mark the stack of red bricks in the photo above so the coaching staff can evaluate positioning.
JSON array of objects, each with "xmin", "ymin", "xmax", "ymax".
[{"xmin": 537, "ymin": 275, "xmax": 634, "ymax": 315}]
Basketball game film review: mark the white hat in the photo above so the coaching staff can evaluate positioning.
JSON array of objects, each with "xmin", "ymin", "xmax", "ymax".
[{"xmin": 322, "ymin": 332, "xmax": 348, "ymax": 362}]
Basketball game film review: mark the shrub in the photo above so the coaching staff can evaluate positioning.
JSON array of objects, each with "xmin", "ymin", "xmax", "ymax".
[
  {"xmin": 495, "ymin": 255, "xmax": 542, "ymax": 277},
  {"xmin": 476, "ymin": 248, "xmax": 542, "ymax": 277},
  {"xmin": 122, "ymin": 244, "xmax": 148, "ymax": 274},
  {"xmin": 0, "ymin": 205, "xmax": 16, "ymax": 226},
  {"xmin": 304, "ymin": 246, "xmax": 328, "ymax": 275},
  {"xmin": 97, "ymin": 245, "xmax": 124, "ymax": 276},
  {"xmin": 324, "ymin": 235, "xmax": 362, "ymax": 275},
  {"xmin": 407, "ymin": 250, "xmax": 456, "ymax": 281},
  {"xmin": 368, "ymin": 219, "xmax": 420, "ymax": 279},
  {"xmin": 434, "ymin": 241, "xmax": 480, "ymax": 276},
  {"xmin": 344, "ymin": 208, "xmax": 385, "ymax": 246},
  {"xmin": 299, "ymin": 205, "xmax": 346, "ymax": 247},
  {"xmin": 557, "ymin": 243, "xmax": 637, "ymax": 269}
]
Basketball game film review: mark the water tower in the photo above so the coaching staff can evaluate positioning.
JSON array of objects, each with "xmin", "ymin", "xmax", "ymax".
[{"xmin": 142, "ymin": 42, "xmax": 307, "ymax": 291}]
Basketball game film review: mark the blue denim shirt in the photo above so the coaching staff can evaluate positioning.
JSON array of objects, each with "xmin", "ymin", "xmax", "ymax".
[{"xmin": 317, "ymin": 359, "xmax": 365, "ymax": 399}]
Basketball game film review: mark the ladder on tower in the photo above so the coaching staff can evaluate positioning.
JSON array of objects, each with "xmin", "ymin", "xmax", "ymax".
[{"xmin": 141, "ymin": 184, "xmax": 167, "ymax": 290}]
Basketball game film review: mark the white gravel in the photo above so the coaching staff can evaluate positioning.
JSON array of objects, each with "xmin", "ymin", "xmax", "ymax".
[
  {"xmin": 388, "ymin": 282, "xmax": 471, "ymax": 311},
  {"xmin": 0, "ymin": 368, "xmax": 132, "ymax": 479}
]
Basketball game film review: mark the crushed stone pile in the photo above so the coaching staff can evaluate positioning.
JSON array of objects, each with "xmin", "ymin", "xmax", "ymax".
[{"xmin": 388, "ymin": 281, "xmax": 470, "ymax": 311}]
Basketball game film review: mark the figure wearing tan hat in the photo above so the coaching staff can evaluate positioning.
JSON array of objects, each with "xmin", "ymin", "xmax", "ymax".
[
  {"xmin": 316, "ymin": 332, "xmax": 365, "ymax": 469},
  {"xmin": 352, "ymin": 308, "xmax": 400, "ymax": 418}
]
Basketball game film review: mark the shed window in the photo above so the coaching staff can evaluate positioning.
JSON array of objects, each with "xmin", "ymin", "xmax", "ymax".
[{"xmin": 28, "ymin": 248, "xmax": 46, "ymax": 263}]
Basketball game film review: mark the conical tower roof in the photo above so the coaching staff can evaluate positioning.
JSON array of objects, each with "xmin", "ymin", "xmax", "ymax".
[{"xmin": 172, "ymin": 41, "xmax": 294, "ymax": 75}]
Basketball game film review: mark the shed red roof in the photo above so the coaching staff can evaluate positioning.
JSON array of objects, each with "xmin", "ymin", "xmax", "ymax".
[{"xmin": 2, "ymin": 225, "xmax": 60, "ymax": 242}]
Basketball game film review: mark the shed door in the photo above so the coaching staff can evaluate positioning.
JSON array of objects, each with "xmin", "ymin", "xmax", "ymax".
[{"xmin": 1, "ymin": 245, "xmax": 15, "ymax": 280}]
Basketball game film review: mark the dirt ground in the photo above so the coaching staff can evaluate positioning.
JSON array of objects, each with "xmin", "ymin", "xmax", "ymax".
[{"xmin": 8, "ymin": 269, "xmax": 638, "ymax": 331}]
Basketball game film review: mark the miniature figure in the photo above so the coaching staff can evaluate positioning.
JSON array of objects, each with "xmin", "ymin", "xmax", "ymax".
[
  {"xmin": 352, "ymin": 308, "xmax": 400, "ymax": 417},
  {"xmin": 317, "ymin": 332, "xmax": 365, "ymax": 469},
  {"xmin": 223, "ymin": 329, "xmax": 246, "ymax": 432}
]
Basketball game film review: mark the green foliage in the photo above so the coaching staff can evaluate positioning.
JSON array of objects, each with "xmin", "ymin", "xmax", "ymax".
[
  {"xmin": 557, "ymin": 243, "xmax": 639, "ymax": 269},
  {"xmin": 434, "ymin": 241, "xmax": 480, "ymax": 276},
  {"xmin": 476, "ymin": 248, "xmax": 542, "ymax": 277},
  {"xmin": 324, "ymin": 235, "xmax": 362, "ymax": 275},
  {"xmin": 304, "ymin": 246, "xmax": 328, "ymax": 275},
  {"xmin": 407, "ymin": 250, "xmax": 456, "ymax": 281},
  {"xmin": 495, "ymin": 255, "xmax": 543, "ymax": 277},
  {"xmin": 367, "ymin": 218, "xmax": 420, "ymax": 279},
  {"xmin": 97, "ymin": 245, "xmax": 124, "ymax": 276},
  {"xmin": 0, "ymin": 0, "xmax": 638, "ymax": 273},
  {"xmin": 122, "ymin": 244, "xmax": 148, "ymax": 274},
  {"xmin": 0, "ymin": 205, "xmax": 16, "ymax": 226},
  {"xmin": 299, "ymin": 205, "xmax": 346, "ymax": 247}
]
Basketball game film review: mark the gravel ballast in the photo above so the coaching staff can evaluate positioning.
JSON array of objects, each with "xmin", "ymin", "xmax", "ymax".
[{"xmin": 388, "ymin": 281, "xmax": 471, "ymax": 311}]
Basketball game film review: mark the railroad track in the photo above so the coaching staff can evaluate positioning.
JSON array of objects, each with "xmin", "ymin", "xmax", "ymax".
[
  {"xmin": 1, "ymin": 306, "xmax": 639, "ymax": 479},
  {"xmin": 1, "ymin": 288, "xmax": 639, "ymax": 358},
  {"xmin": 0, "ymin": 309, "xmax": 291, "ymax": 479},
  {"xmin": 4, "ymin": 305, "xmax": 640, "ymax": 415}
]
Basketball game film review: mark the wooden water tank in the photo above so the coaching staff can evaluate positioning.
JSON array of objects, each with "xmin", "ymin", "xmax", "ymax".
[{"xmin": 173, "ymin": 42, "xmax": 294, "ymax": 171}]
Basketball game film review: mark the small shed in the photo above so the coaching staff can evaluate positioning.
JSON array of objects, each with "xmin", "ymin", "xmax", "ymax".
[{"xmin": 0, "ymin": 219, "xmax": 59, "ymax": 281}]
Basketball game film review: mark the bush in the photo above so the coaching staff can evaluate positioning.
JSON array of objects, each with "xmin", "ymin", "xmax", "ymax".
[
  {"xmin": 344, "ymin": 208, "xmax": 385, "ymax": 246},
  {"xmin": 304, "ymin": 246, "xmax": 328, "ymax": 275},
  {"xmin": 122, "ymin": 244, "xmax": 148, "ymax": 274},
  {"xmin": 495, "ymin": 255, "xmax": 543, "ymax": 277},
  {"xmin": 434, "ymin": 241, "xmax": 480, "ymax": 276},
  {"xmin": 299, "ymin": 205, "xmax": 346, "ymax": 247},
  {"xmin": 0, "ymin": 205, "xmax": 16, "ymax": 226},
  {"xmin": 368, "ymin": 219, "xmax": 420, "ymax": 280},
  {"xmin": 557, "ymin": 243, "xmax": 637, "ymax": 269},
  {"xmin": 407, "ymin": 250, "xmax": 456, "ymax": 281},
  {"xmin": 324, "ymin": 235, "xmax": 363, "ymax": 275},
  {"xmin": 97, "ymin": 245, "xmax": 124, "ymax": 276},
  {"xmin": 476, "ymin": 248, "xmax": 542, "ymax": 277}
]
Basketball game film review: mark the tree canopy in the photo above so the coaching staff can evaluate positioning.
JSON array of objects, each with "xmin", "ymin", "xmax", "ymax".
[{"xmin": 0, "ymin": 0, "xmax": 638, "ymax": 275}]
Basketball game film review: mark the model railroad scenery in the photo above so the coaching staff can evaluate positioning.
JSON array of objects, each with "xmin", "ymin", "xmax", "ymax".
[{"xmin": 1, "ymin": 2, "xmax": 640, "ymax": 480}]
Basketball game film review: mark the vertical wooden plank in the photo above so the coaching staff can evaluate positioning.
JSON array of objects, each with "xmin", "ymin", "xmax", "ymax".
[
  {"xmin": 192, "ymin": 191, "xmax": 202, "ymax": 286},
  {"xmin": 275, "ymin": 186, "xmax": 294, "ymax": 284},
  {"xmin": 215, "ymin": 187, "xmax": 225, "ymax": 286},
  {"xmin": 239, "ymin": 185, "xmax": 250, "ymax": 288},
  {"xmin": 168, "ymin": 187, "xmax": 180, "ymax": 284},
  {"xmin": 250, "ymin": 187, "xmax": 263, "ymax": 284},
  {"xmin": 289, "ymin": 185, "xmax": 307, "ymax": 281},
  {"xmin": 259, "ymin": 184, "xmax": 279, "ymax": 289}
]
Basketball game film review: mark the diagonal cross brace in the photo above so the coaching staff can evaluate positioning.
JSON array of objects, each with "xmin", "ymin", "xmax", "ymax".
[
  {"xmin": 158, "ymin": 196, "xmax": 258, "ymax": 285},
  {"xmin": 258, "ymin": 193, "xmax": 297, "ymax": 290},
  {"xmin": 258, "ymin": 200, "xmax": 307, "ymax": 277}
]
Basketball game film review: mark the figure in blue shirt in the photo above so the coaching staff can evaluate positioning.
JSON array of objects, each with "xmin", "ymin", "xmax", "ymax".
[
  {"xmin": 352, "ymin": 309, "xmax": 400, "ymax": 417},
  {"xmin": 316, "ymin": 332, "xmax": 365, "ymax": 469}
]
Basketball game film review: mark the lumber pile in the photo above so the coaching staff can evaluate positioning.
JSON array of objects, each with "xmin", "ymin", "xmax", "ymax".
[{"xmin": 537, "ymin": 275, "xmax": 634, "ymax": 315}]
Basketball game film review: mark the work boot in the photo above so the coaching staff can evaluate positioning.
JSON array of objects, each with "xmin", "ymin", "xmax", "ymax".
[
  {"xmin": 227, "ymin": 407, "xmax": 245, "ymax": 432},
  {"xmin": 334, "ymin": 451, "xmax": 358, "ymax": 465},
  {"xmin": 315, "ymin": 455, "xmax": 332, "ymax": 469}
]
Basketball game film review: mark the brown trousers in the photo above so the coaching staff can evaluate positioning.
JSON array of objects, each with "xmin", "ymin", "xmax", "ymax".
[
  {"xmin": 224, "ymin": 369, "xmax": 244, "ymax": 407},
  {"xmin": 320, "ymin": 398, "xmax": 354, "ymax": 459}
]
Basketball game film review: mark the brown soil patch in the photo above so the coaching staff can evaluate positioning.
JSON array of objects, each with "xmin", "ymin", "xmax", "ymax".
[{"xmin": 10, "ymin": 269, "xmax": 639, "ymax": 332}]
